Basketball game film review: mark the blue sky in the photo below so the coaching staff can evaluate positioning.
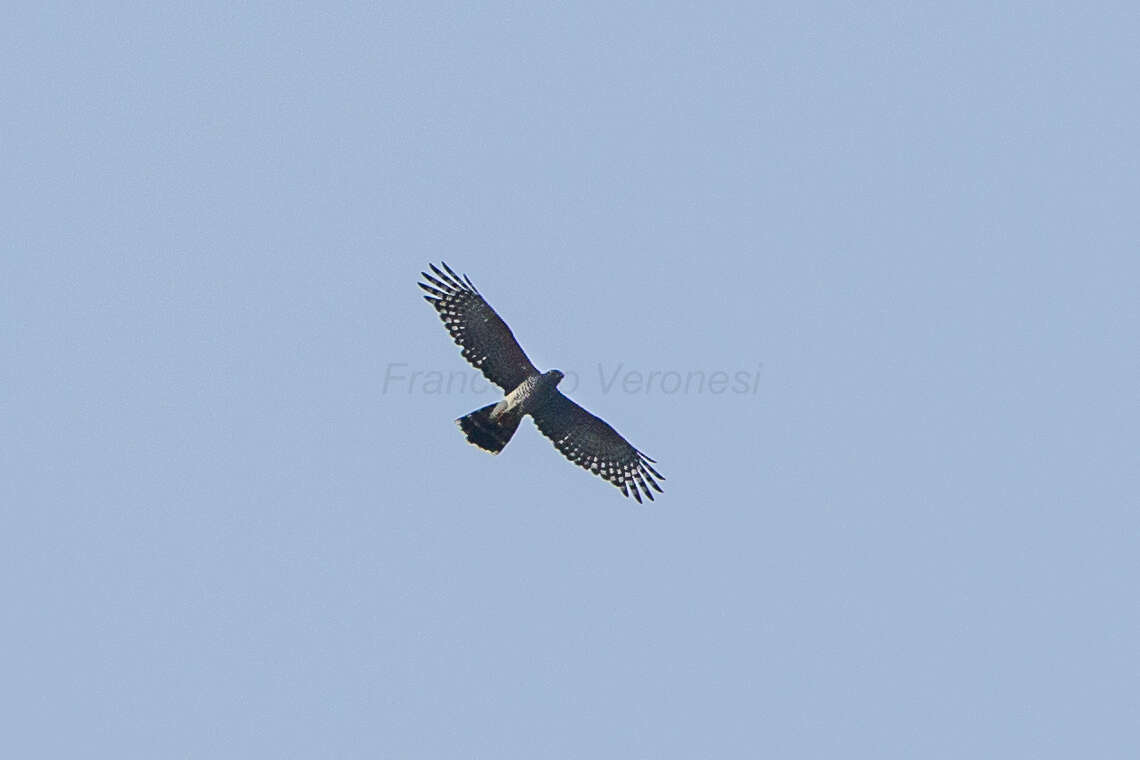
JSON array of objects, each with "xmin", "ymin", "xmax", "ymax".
[{"xmin": 5, "ymin": 3, "xmax": 1138, "ymax": 757}]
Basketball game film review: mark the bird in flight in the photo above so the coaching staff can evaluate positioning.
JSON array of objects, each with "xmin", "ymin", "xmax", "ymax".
[{"xmin": 419, "ymin": 262, "xmax": 664, "ymax": 502}]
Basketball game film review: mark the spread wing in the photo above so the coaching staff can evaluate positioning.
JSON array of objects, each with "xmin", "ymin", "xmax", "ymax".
[
  {"xmin": 531, "ymin": 390, "xmax": 664, "ymax": 502},
  {"xmin": 419, "ymin": 262, "xmax": 539, "ymax": 391}
]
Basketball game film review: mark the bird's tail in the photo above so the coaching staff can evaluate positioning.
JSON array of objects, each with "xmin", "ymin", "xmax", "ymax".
[{"xmin": 457, "ymin": 403, "xmax": 522, "ymax": 454}]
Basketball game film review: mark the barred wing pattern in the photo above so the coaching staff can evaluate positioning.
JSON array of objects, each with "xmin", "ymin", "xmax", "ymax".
[
  {"xmin": 531, "ymin": 390, "xmax": 665, "ymax": 502},
  {"xmin": 419, "ymin": 263, "xmax": 539, "ymax": 392}
]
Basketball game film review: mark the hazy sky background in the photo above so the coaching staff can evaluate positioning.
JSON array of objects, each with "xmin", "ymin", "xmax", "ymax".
[{"xmin": 5, "ymin": 2, "xmax": 1138, "ymax": 757}]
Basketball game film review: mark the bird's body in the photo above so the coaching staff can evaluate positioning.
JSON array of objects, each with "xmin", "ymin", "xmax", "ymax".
[
  {"xmin": 494, "ymin": 369, "xmax": 564, "ymax": 421},
  {"xmin": 419, "ymin": 263, "xmax": 664, "ymax": 502},
  {"xmin": 456, "ymin": 370, "xmax": 563, "ymax": 456}
]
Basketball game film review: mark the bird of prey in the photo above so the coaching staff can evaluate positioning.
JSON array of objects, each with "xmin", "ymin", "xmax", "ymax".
[{"xmin": 419, "ymin": 262, "xmax": 664, "ymax": 502}]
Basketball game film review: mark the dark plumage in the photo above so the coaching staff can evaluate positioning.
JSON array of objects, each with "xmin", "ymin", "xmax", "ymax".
[{"xmin": 419, "ymin": 262, "xmax": 664, "ymax": 502}]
